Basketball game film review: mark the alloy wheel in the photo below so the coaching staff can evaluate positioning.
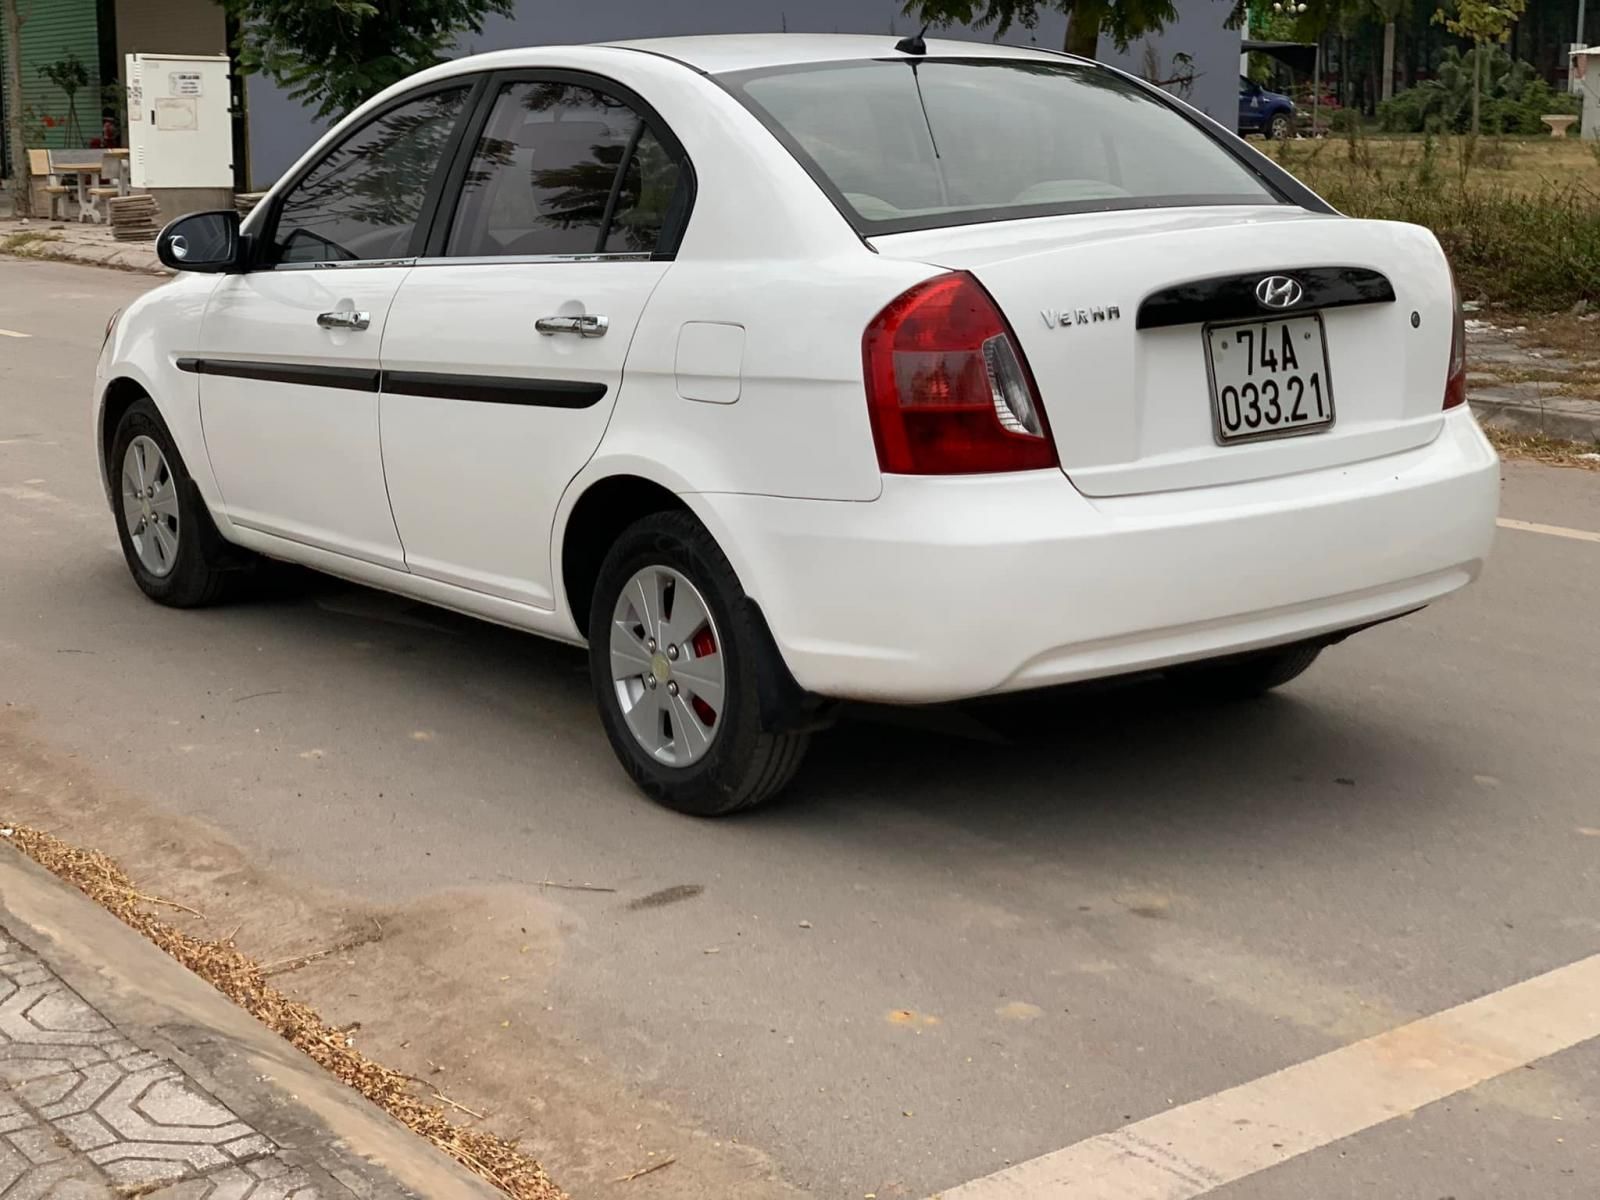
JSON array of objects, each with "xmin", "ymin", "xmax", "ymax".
[
  {"xmin": 609, "ymin": 565, "xmax": 726, "ymax": 766},
  {"xmin": 121, "ymin": 435, "xmax": 180, "ymax": 578}
]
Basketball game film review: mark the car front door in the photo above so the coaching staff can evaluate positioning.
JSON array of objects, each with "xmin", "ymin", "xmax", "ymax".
[
  {"xmin": 197, "ymin": 82, "xmax": 477, "ymax": 568},
  {"xmin": 376, "ymin": 75, "xmax": 691, "ymax": 608}
]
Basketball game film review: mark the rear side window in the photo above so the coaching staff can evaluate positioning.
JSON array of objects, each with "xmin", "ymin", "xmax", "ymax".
[
  {"xmin": 446, "ymin": 81, "xmax": 689, "ymax": 258},
  {"xmin": 727, "ymin": 60, "xmax": 1280, "ymax": 234},
  {"xmin": 271, "ymin": 87, "xmax": 471, "ymax": 265}
]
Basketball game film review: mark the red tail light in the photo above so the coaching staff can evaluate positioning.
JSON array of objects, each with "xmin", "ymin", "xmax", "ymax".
[
  {"xmin": 1443, "ymin": 266, "xmax": 1467, "ymax": 410},
  {"xmin": 863, "ymin": 272, "xmax": 1056, "ymax": 474}
]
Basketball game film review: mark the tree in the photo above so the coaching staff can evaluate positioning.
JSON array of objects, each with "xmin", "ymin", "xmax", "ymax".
[
  {"xmin": 2, "ymin": 0, "xmax": 30, "ymax": 217},
  {"xmin": 1432, "ymin": 0, "xmax": 1527, "ymax": 135},
  {"xmin": 225, "ymin": 0, "xmax": 516, "ymax": 121},
  {"xmin": 903, "ymin": 0, "xmax": 1187, "ymax": 61},
  {"xmin": 38, "ymin": 50, "xmax": 88, "ymax": 146}
]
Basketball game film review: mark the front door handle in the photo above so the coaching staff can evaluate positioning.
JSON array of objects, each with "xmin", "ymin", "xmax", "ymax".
[
  {"xmin": 535, "ymin": 314, "xmax": 609, "ymax": 338},
  {"xmin": 317, "ymin": 310, "xmax": 371, "ymax": 331}
]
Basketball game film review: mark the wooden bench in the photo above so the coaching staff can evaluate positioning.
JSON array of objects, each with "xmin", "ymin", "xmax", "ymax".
[{"xmin": 27, "ymin": 150, "xmax": 72, "ymax": 220}]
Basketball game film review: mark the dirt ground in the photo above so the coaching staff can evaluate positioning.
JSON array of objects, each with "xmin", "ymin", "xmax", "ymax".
[{"xmin": 0, "ymin": 706, "xmax": 803, "ymax": 1200}]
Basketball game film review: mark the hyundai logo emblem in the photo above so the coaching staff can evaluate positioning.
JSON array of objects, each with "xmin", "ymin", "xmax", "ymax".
[{"xmin": 1255, "ymin": 275, "xmax": 1304, "ymax": 309}]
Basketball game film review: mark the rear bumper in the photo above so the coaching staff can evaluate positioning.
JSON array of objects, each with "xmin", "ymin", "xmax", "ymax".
[{"xmin": 694, "ymin": 411, "xmax": 1499, "ymax": 703}]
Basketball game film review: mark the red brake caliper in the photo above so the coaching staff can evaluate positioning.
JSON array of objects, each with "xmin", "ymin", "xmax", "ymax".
[{"xmin": 689, "ymin": 628, "xmax": 718, "ymax": 726}]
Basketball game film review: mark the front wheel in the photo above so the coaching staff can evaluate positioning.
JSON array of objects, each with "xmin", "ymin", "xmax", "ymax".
[
  {"xmin": 110, "ymin": 398, "xmax": 239, "ymax": 607},
  {"xmin": 1165, "ymin": 643, "xmax": 1322, "ymax": 701},
  {"xmin": 1267, "ymin": 112, "xmax": 1293, "ymax": 140},
  {"xmin": 588, "ymin": 512, "xmax": 809, "ymax": 816}
]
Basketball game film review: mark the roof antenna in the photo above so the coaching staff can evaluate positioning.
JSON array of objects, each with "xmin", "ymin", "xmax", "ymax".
[{"xmin": 895, "ymin": 22, "xmax": 931, "ymax": 55}]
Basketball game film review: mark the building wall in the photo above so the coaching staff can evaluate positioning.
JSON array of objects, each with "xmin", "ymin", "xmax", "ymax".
[
  {"xmin": 114, "ymin": 0, "xmax": 227, "ymax": 57},
  {"xmin": 246, "ymin": 0, "xmax": 1241, "ymax": 186},
  {"xmin": 0, "ymin": 0, "xmax": 104, "ymax": 156}
]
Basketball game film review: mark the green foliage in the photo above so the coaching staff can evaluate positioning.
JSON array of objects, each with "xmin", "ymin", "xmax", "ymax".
[
  {"xmin": 37, "ymin": 51, "xmax": 88, "ymax": 97},
  {"xmin": 225, "ymin": 0, "xmax": 515, "ymax": 120},
  {"xmin": 1376, "ymin": 47, "xmax": 1579, "ymax": 134},
  {"xmin": 1432, "ymin": 0, "xmax": 1525, "ymax": 45},
  {"xmin": 903, "ymin": 0, "xmax": 1181, "ymax": 54},
  {"xmin": 37, "ymin": 51, "xmax": 89, "ymax": 144},
  {"xmin": 1417, "ymin": 131, "xmax": 1441, "ymax": 189}
]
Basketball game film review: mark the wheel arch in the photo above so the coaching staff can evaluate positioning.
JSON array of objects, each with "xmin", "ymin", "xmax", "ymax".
[
  {"xmin": 559, "ymin": 472, "xmax": 828, "ymax": 735},
  {"xmin": 97, "ymin": 376, "xmax": 152, "ymax": 508},
  {"xmin": 558, "ymin": 473, "xmax": 691, "ymax": 641}
]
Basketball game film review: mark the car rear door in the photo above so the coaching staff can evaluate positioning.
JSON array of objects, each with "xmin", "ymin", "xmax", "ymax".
[
  {"xmin": 197, "ymin": 82, "xmax": 478, "ymax": 568},
  {"xmin": 376, "ymin": 73, "xmax": 691, "ymax": 609}
]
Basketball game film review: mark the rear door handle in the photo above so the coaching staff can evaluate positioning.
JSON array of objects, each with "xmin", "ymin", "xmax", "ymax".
[
  {"xmin": 317, "ymin": 310, "xmax": 371, "ymax": 331},
  {"xmin": 535, "ymin": 314, "xmax": 609, "ymax": 338}
]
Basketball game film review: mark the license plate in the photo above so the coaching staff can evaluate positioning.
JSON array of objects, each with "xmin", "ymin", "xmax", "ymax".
[{"xmin": 1205, "ymin": 314, "xmax": 1334, "ymax": 444}]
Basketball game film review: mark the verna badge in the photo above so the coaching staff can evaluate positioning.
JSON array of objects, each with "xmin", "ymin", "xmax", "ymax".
[
  {"xmin": 1041, "ymin": 304, "xmax": 1120, "ymax": 330},
  {"xmin": 1255, "ymin": 275, "xmax": 1304, "ymax": 309}
]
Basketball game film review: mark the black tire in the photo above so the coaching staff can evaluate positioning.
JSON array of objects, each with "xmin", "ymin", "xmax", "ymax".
[
  {"xmin": 1267, "ymin": 113, "xmax": 1293, "ymax": 141},
  {"xmin": 1165, "ymin": 642, "xmax": 1322, "ymax": 701},
  {"xmin": 109, "ymin": 398, "xmax": 239, "ymax": 608},
  {"xmin": 588, "ymin": 511, "xmax": 809, "ymax": 816}
]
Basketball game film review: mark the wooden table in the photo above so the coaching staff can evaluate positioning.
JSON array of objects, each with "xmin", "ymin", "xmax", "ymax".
[{"xmin": 47, "ymin": 153, "xmax": 111, "ymax": 224}]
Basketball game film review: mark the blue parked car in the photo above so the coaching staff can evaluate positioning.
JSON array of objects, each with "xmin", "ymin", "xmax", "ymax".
[{"xmin": 1238, "ymin": 76, "xmax": 1296, "ymax": 139}]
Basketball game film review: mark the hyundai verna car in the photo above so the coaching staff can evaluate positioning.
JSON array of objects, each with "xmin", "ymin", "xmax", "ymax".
[{"xmin": 94, "ymin": 35, "xmax": 1499, "ymax": 815}]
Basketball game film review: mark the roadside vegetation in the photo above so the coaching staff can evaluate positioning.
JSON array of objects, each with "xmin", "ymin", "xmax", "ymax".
[
  {"xmin": 1484, "ymin": 426, "xmax": 1600, "ymax": 467},
  {"xmin": 1277, "ymin": 132, "xmax": 1600, "ymax": 312}
]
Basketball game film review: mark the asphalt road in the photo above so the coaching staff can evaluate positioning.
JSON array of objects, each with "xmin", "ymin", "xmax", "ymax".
[{"xmin": 2, "ymin": 257, "xmax": 1598, "ymax": 1199}]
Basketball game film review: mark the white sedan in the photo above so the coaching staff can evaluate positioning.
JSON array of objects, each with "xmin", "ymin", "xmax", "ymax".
[{"xmin": 94, "ymin": 34, "xmax": 1499, "ymax": 814}]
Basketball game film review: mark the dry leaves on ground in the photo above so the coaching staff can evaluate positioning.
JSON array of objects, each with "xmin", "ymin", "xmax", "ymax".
[
  {"xmin": 1485, "ymin": 427, "xmax": 1600, "ymax": 471},
  {"xmin": 0, "ymin": 822, "xmax": 565, "ymax": 1200}
]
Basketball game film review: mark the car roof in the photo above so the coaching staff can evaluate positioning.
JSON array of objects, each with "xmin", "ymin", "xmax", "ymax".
[{"xmin": 604, "ymin": 33, "xmax": 1073, "ymax": 76}]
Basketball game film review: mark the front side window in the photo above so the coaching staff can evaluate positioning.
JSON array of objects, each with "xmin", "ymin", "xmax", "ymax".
[
  {"xmin": 727, "ymin": 60, "xmax": 1280, "ymax": 233},
  {"xmin": 446, "ymin": 81, "xmax": 688, "ymax": 258},
  {"xmin": 271, "ymin": 86, "xmax": 471, "ymax": 265}
]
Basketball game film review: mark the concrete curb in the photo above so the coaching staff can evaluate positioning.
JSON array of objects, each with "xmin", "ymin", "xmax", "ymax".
[
  {"xmin": 1470, "ymin": 395, "xmax": 1600, "ymax": 444},
  {"xmin": 0, "ymin": 240, "xmax": 167, "ymax": 276},
  {"xmin": 0, "ymin": 845, "xmax": 502, "ymax": 1200}
]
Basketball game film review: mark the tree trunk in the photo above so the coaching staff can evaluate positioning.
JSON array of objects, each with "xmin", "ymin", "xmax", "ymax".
[
  {"xmin": 1062, "ymin": 2, "xmax": 1100, "ymax": 60},
  {"xmin": 1381, "ymin": 22, "xmax": 1396, "ymax": 102},
  {"xmin": 1470, "ymin": 42, "xmax": 1481, "ymax": 137},
  {"xmin": 2, "ymin": 0, "xmax": 31, "ymax": 218}
]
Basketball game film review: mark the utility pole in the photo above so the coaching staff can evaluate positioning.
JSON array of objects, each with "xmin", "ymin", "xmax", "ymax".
[{"xmin": 2, "ymin": 0, "xmax": 30, "ymax": 218}]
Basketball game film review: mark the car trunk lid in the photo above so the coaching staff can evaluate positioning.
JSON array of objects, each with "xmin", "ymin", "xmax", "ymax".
[{"xmin": 870, "ymin": 207, "xmax": 1454, "ymax": 497}]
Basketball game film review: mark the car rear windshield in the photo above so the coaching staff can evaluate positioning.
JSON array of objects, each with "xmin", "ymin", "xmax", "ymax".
[{"xmin": 725, "ymin": 59, "xmax": 1282, "ymax": 234}]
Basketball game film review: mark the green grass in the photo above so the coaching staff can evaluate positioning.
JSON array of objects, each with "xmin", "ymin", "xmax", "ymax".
[{"xmin": 1275, "ymin": 135, "xmax": 1600, "ymax": 312}]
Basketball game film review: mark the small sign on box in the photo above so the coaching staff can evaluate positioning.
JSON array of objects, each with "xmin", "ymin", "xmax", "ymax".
[{"xmin": 170, "ymin": 72, "xmax": 203, "ymax": 97}]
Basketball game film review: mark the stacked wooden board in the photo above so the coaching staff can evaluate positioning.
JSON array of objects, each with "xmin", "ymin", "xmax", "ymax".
[
  {"xmin": 108, "ymin": 194, "xmax": 161, "ymax": 242},
  {"xmin": 235, "ymin": 192, "xmax": 266, "ymax": 216}
]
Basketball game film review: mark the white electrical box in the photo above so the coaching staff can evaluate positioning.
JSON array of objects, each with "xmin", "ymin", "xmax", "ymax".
[{"xmin": 125, "ymin": 53, "xmax": 233, "ymax": 189}]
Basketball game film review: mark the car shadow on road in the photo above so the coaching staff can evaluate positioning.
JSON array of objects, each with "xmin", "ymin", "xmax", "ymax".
[
  {"xmin": 762, "ymin": 667, "xmax": 1455, "ymax": 864},
  {"xmin": 194, "ymin": 566, "xmax": 1454, "ymax": 861}
]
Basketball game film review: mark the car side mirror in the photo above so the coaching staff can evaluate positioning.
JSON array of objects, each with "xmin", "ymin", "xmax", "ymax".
[{"xmin": 157, "ymin": 210, "xmax": 243, "ymax": 273}]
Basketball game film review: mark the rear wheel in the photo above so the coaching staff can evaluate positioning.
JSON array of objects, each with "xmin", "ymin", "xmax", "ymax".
[
  {"xmin": 1267, "ymin": 112, "xmax": 1293, "ymax": 140},
  {"xmin": 589, "ymin": 512, "xmax": 809, "ymax": 816},
  {"xmin": 110, "ymin": 399, "xmax": 238, "ymax": 607},
  {"xmin": 1166, "ymin": 643, "xmax": 1322, "ymax": 701}
]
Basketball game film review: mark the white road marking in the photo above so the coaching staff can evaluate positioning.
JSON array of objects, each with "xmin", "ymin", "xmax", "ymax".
[
  {"xmin": 1497, "ymin": 517, "xmax": 1600, "ymax": 544},
  {"xmin": 0, "ymin": 328, "xmax": 32, "ymax": 338},
  {"xmin": 937, "ymin": 953, "xmax": 1600, "ymax": 1200}
]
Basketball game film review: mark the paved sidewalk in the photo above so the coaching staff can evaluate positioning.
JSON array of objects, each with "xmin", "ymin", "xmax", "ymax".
[
  {"xmin": 0, "ymin": 847, "xmax": 501, "ymax": 1200},
  {"xmin": 1466, "ymin": 317, "xmax": 1600, "ymax": 443},
  {"xmin": 0, "ymin": 218, "xmax": 163, "ymax": 275}
]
